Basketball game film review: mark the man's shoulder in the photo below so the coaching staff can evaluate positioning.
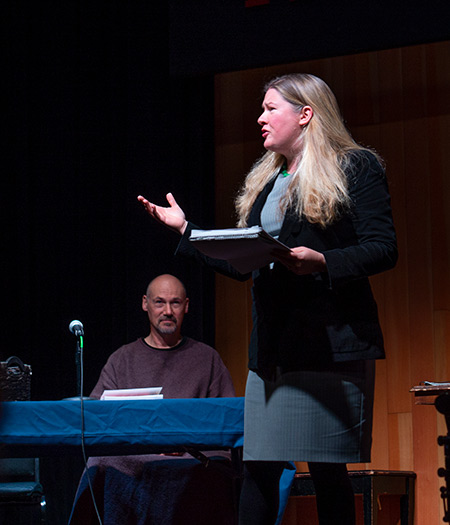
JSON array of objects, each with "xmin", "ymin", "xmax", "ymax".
[
  {"xmin": 107, "ymin": 338, "xmax": 146, "ymax": 360},
  {"xmin": 181, "ymin": 337, "xmax": 227, "ymax": 365},
  {"xmin": 182, "ymin": 337, "xmax": 217, "ymax": 354}
]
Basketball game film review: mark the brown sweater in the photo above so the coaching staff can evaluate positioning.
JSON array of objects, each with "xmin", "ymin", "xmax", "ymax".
[{"xmin": 90, "ymin": 336, "xmax": 236, "ymax": 399}]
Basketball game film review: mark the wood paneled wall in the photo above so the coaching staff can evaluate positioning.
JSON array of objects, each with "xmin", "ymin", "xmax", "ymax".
[{"xmin": 214, "ymin": 41, "xmax": 450, "ymax": 524}]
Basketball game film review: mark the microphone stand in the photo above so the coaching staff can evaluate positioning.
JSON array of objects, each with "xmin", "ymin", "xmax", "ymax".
[
  {"xmin": 65, "ymin": 332, "xmax": 91, "ymax": 401},
  {"xmin": 66, "ymin": 326, "xmax": 102, "ymax": 522},
  {"xmin": 75, "ymin": 336, "xmax": 83, "ymax": 398}
]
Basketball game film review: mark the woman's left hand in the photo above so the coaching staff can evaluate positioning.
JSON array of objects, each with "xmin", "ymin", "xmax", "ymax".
[{"xmin": 273, "ymin": 246, "xmax": 327, "ymax": 275}]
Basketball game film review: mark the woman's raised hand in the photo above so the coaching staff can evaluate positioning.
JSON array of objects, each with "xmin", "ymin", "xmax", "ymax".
[{"xmin": 137, "ymin": 193, "xmax": 188, "ymax": 235}]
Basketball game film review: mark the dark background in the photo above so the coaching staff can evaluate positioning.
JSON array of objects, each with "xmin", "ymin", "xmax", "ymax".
[
  {"xmin": 4, "ymin": 2, "xmax": 217, "ymax": 402},
  {"xmin": 3, "ymin": 1, "xmax": 449, "ymax": 522}
]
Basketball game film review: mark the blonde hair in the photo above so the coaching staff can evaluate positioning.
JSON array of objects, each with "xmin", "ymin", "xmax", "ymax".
[{"xmin": 235, "ymin": 74, "xmax": 378, "ymax": 228}]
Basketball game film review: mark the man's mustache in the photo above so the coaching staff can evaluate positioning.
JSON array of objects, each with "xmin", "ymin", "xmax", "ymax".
[{"xmin": 159, "ymin": 315, "xmax": 176, "ymax": 323}]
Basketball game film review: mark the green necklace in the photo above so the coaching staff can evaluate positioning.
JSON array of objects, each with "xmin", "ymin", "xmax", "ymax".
[{"xmin": 281, "ymin": 165, "xmax": 291, "ymax": 177}]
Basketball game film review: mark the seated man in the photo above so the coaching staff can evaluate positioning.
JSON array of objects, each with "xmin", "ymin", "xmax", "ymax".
[{"xmin": 69, "ymin": 274, "xmax": 236, "ymax": 525}]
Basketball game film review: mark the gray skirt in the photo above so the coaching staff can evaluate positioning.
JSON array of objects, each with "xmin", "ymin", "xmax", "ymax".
[{"xmin": 243, "ymin": 360, "xmax": 375, "ymax": 463}]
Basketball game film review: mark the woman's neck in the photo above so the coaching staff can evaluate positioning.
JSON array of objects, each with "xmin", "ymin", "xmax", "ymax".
[
  {"xmin": 284, "ymin": 147, "xmax": 303, "ymax": 174},
  {"xmin": 286, "ymin": 158, "xmax": 299, "ymax": 174}
]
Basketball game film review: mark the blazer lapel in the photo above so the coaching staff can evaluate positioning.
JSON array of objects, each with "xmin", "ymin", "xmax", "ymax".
[{"xmin": 278, "ymin": 209, "xmax": 302, "ymax": 244}]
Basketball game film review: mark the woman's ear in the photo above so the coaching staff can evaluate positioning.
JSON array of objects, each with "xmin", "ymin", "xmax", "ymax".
[{"xmin": 299, "ymin": 105, "xmax": 313, "ymax": 126}]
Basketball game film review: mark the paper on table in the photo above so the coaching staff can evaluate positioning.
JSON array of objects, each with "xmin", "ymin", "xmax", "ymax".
[
  {"xmin": 102, "ymin": 394, "xmax": 164, "ymax": 400},
  {"xmin": 189, "ymin": 226, "xmax": 290, "ymax": 273},
  {"xmin": 101, "ymin": 387, "xmax": 163, "ymax": 400}
]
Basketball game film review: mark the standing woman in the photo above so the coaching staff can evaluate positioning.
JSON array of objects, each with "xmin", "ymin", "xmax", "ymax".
[{"xmin": 138, "ymin": 73, "xmax": 397, "ymax": 525}]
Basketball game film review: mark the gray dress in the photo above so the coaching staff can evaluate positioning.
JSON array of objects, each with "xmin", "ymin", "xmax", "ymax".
[{"xmin": 243, "ymin": 173, "xmax": 375, "ymax": 463}]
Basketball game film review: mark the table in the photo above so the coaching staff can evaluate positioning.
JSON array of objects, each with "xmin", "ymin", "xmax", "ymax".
[
  {"xmin": 410, "ymin": 382, "xmax": 450, "ymax": 405},
  {"xmin": 0, "ymin": 397, "xmax": 245, "ymax": 458},
  {"xmin": 0, "ymin": 397, "xmax": 245, "ymax": 524}
]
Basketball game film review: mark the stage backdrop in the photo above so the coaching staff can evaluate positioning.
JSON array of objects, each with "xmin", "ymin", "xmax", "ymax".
[{"xmin": 4, "ymin": 3, "xmax": 216, "ymax": 403}]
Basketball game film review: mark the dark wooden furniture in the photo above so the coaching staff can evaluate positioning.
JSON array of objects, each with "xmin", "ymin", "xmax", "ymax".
[{"xmin": 291, "ymin": 469, "xmax": 416, "ymax": 525}]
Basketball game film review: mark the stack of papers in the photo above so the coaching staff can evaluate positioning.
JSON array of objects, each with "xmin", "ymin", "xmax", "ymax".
[
  {"xmin": 100, "ymin": 387, "xmax": 163, "ymax": 400},
  {"xmin": 189, "ymin": 226, "xmax": 290, "ymax": 273}
]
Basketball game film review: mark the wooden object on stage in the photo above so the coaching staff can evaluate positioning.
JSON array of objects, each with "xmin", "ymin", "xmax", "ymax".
[
  {"xmin": 290, "ymin": 470, "xmax": 415, "ymax": 525},
  {"xmin": 411, "ymin": 383, "xmax": 450, "ymax": 522},
  {"xmin": 410, "ymin": 382, "xmax": 450, "ymax": 405}
]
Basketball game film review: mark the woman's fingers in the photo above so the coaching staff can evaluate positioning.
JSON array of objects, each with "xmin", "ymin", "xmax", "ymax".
[{"xmin": 137, "ymin": 193, "xmax": 187, "ymax": 234}]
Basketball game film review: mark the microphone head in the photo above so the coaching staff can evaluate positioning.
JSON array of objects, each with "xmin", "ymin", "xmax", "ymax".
[{"xmin": 69, "ymin": 320, "xmax": 84, "ymax": 336}]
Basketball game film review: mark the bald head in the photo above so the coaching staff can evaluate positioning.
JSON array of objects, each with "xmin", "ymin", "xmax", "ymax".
[{"xmin": 145, "ymin": 274, "xmax": 187, "ymax": 299}]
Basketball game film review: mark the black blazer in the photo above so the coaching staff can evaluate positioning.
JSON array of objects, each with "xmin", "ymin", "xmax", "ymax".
[{"xmin": 176, "ymin": 150, "xmax": 398, "ymax": 380}]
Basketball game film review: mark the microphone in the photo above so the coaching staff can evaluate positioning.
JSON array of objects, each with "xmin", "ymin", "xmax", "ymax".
[{"xmin": 69, "ymin": 320, "xmax": 84, "ymax": 337}]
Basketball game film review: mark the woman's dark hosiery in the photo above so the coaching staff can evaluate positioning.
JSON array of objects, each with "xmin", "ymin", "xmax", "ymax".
[
  {"xmin": 238, "ymin": 460, "xmax": 287, "ymax": 525},
  {"xmin": 308, "ymin": 462, "xmax": 355, "ymax": 525}
]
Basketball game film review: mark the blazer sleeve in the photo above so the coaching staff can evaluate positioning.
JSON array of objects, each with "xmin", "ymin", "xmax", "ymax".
[
  {"xmin": 175, "ymin": 222, "xmax": 252, "ymax": 282},
  {"xmin": 323, "ymin": 152, "xmax": 398, "ymax": 288}
]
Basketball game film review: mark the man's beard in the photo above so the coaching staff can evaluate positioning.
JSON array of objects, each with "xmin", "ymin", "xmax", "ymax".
[{"xmin": 156, "ymin": 317, "xmax": 177, "ymax": 335}]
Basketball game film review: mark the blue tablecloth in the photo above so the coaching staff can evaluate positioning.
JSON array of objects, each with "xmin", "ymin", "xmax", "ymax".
[
  {"xmin": 0, "ymin": 397, "xmax": 244, "ymax": 457},
  {"xmin": 0, "ymin": 396, "xmax": 296, "ymax": 524}
]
